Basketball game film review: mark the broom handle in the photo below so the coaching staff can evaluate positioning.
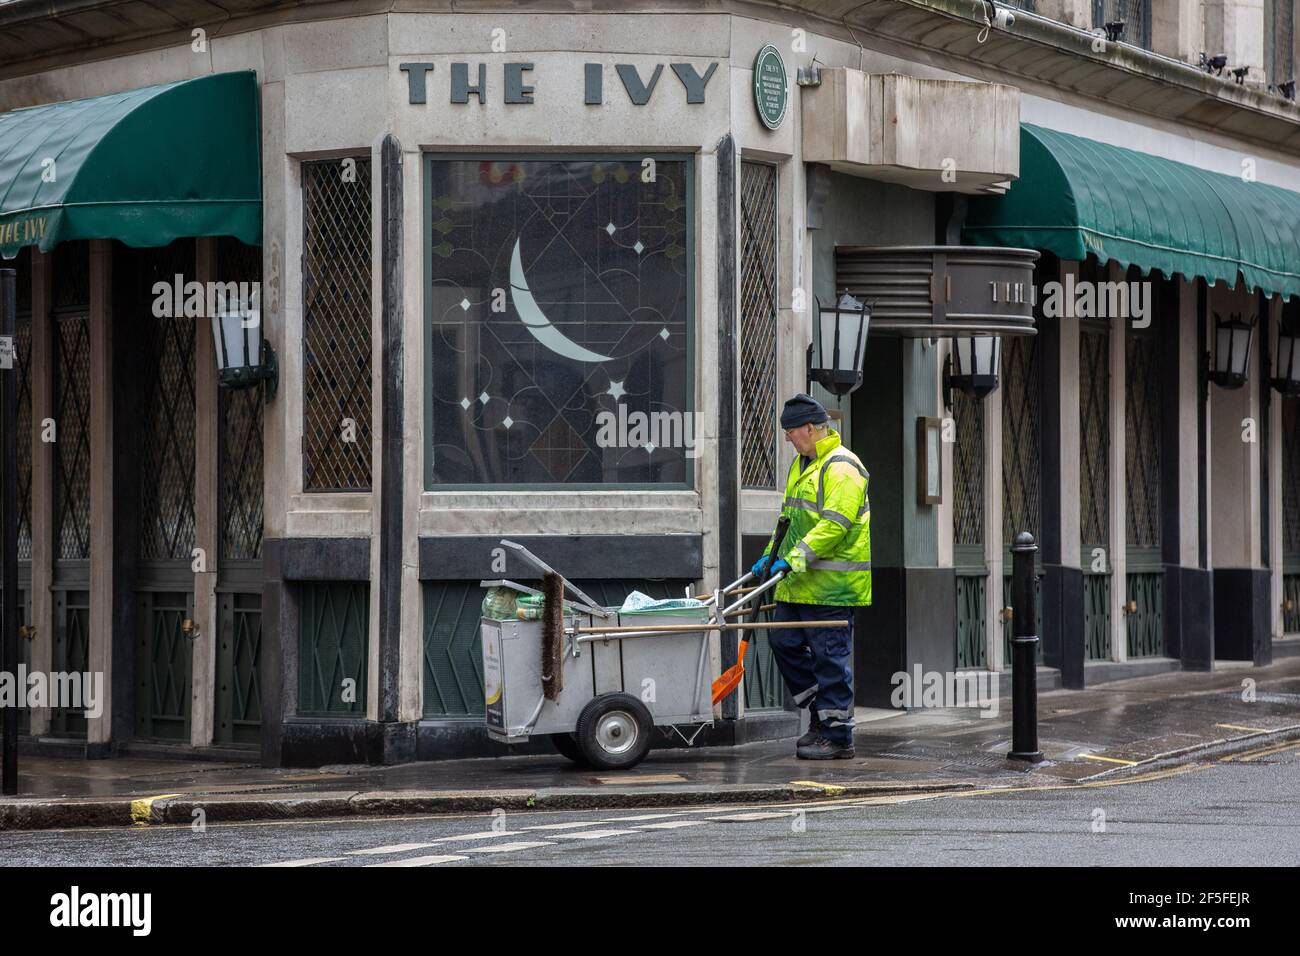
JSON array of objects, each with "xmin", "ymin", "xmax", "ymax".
[{"xmin": 574, "ymin": 620, "xmax": 843, "ymax": 636}]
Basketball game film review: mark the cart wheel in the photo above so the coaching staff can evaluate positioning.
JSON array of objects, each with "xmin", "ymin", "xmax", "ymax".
[
  {"xmin": 575, "ymin": 693, "xmax": 653, "ymax": 770},
  {"xmin": 550, "ymin": 733, "xmax": 588, "ymax": 766}
]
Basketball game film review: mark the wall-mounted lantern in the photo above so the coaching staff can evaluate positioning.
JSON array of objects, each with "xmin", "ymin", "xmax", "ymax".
[
  {"xmin": 808, "ymin": 291, "xmax": 870, "ymax": 397},
  {"xmin": 1206, "ymin": 311, "xmax": 1255, "ymax": 390},
  {"xmin": 1271, "ymin": 300, "xmax": 1300, "ymax": 396},
  {"xmin": 212, "ymin": 299, "xmax": 278, "ymax": 401},
  {"xmin": 943, "ymin": 335, "xmax": 1001, "ymax": 410}
]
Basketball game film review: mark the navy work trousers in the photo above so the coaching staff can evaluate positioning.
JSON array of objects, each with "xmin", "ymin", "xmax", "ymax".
[{"xmin": 768, "ymin": 602, "xmax": 855, "ymax": 745}]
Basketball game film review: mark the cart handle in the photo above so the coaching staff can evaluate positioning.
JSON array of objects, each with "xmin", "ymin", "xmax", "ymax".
[
  {"xmin": 719, "ymin": 572, "xmax": 784, "ymax": 618},
  {"xmin": 572, "ymin": 619, "xmax": 843, "ymax": 643},
  {"xmin": 694, "ymin": 570, "xmax": 754, "ymax": 605}
]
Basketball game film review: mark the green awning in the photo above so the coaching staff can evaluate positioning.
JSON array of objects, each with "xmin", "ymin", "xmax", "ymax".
[
  {"xmin": 964, "ymin": 123, "xmax": 1300, "ymax": 299},
  {"xmin": 0, "ymin": 71, "xmax": 261, "ymax": 258}
]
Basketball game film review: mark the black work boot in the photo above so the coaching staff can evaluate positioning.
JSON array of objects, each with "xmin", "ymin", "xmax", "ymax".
[
  {"xmin": 796, "ymin": 714, "xmax": 822, "ymax": 748},
  {"xmin": 796, "ymin": 736, "xmax": 856, "ymax": 760}
]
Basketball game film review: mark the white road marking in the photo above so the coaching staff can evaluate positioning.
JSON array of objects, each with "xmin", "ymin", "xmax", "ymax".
[
  {"xmin": 603, "ymin": 812, "xmax": 688, "ymax": 821},
  {"xmin": 260, "ymin": 857, "xmax": 346, "ymax": 867},
  {"xmin": 548, "ymin": 829, "xmax": 641, "ymax": 840},
  {"xmin": 365, "ymin": 854, "xmax": 468, "ymax": 867},
  {"xmin": 463, "ymin": 841, "xmax": 554, "ymax": 854},
  {"xmin": 430, "ymin": 830, "xmax": 525, "ymax": 843},
  {"xmin": 521, "ymin": 821, "xmax": 615, "ymax": 831},
  {"xmin": 346, "ymin": 842, "xmax": 442, "ymax": 856},
  {"xmin": 634, "ymin": 820, "xmax": 708, "ymax": 830},
  {"xmin": 707, "ymin": 811, "xmax": 796, "ymax": 822}
]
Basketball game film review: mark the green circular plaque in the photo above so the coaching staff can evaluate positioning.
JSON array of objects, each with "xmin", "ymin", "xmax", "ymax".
[{"xmin": 752, "ymin": 45, "xmax": 788, "ymax": 131}]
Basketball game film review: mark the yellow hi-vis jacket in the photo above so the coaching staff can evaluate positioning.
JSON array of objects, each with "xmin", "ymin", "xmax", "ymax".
[{"xmin": 763, "ymin": 429, "xmax": 872, "ymax": 607}]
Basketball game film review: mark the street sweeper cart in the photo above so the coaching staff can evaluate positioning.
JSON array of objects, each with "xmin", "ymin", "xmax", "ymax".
[{"xmin": 479, "ymin": 528, "xmax": 840, "ymax": 770}]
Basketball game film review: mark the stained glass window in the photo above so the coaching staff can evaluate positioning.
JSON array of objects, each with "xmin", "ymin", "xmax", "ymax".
[{"xmin": 425, "ymin": 157, "xmax": 693, "ymax": 486}]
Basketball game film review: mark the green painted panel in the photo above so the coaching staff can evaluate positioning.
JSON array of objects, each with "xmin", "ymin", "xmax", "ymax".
[
  {"xmin": 135, "ymin": 592, "xmax": 193, "ymax": 740},
  {"xmin": 298, "ymin": 582, "xmax": 369, "ymax": 716},
  {"xmin": 956, "ymin": 572, "xmax": 987, "ymax": 669},
  {"xmin": 1084, "ymin": 573, "xmax": 1111, "ymax": 660},
  {"xmin": 1283, "ymin": 573, "xmax": 1299, "ymax": 635},
  {"xmin": 1125, "ymin": 572, "xmax": 1164, "ymax": 658},
  {"xmin": 216, "ymin": 591, "xmax": 262, "ymax": 745},
  {"xmin": 50, "ymin": 590, "xmax": 89, "ymax": 737}
]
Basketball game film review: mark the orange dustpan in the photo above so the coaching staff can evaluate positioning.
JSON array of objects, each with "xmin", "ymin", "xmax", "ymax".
[
  {"xmin": 711, "ymin": 516, "xmax": 790, "ymax": 704},
  {"xmin": 711, "ymin": 630, "xmax": 756, "ymax": 703}
]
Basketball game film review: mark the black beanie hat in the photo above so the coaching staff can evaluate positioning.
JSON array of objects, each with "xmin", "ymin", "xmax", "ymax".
[{"xmin": 780, "ymin": 393, "xmax": 829, "ymax": 430}]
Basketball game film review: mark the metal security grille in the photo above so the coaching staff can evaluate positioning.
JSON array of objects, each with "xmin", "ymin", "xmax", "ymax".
[
  {"xmin": 138, "ymin": 243, "xmax": 198, "ymax": 562},
  {"xmin": 1084, "ymin": 573, "xmax": 1111, "ymax": 659},
  {"xmin": 422, "ymin": 579, "xmax": 693, "ymax": 717},
  {"xmin": 1285, "ymin": 574, "xmax": 1300, "ymax": 633},
  {"xmin": 302, "ymin": 157, "xmax": 373, "ymax": 492},
  {"xmin": 1080, "ymin": 325, "xmax": 1111, "ymax": 551},
  {"xmin": 1124, "ymin": 331, "xmax": 1162, "ymax": 551},
  {"xmin": 953, "ymin": 386, "xmax": 988, "ymax": 670},
  {"xmin": 1126, "ymin": 572, "xmax": 1163, "ymax": 657},
  {"xmin": 956, "ymin": 573, "xmax": 987, "ymax": 668},
  {"xmin": 54, "ymin": 315, "xmax": 91, "ymax": 560},
  {"xmin": 1001, "ymin": 334, "xmax": 1041, "ymax": 543},
  {"xmin": 953, "ymin": 389, "xmax": 985, "ymax": 547},
  {"xmin": 739, "ymin": 161, "xmax": 779, "ymax": 489},
  {"xmin": 13, "ymin": 247, "xmax": 33, "ymax": 559},
  {"xmin": 1268, "ymin": 0, "xmax": 1296, "ymax": 86},
  {"xmin": 216, "ymin": 592, "xmax": 262, "ymax": 744},
  {"xmin": 1092, "ymin": 0, "xmax": 1152, "ymax": 49},
  {"xmin": 218, "ymin": 239, "xmax": 265, "ymax": 561},
  {"xmin": 299, "ymin": 581, "xmax": 369, "ymax": 715},
  {"xmin": 741, "ymin": 597, "xmax": 789, "ymax": 711},
  {"xmin": 1284, "ymin": 399, "xmax": 1300, "ymax": 556},
  {"xmin": 135, "ymin": 591, "xmax": 193, "ymax": 739},
  {"xmin": 50, "ymin": 590, "xmax": 89, "ymax": 736}
]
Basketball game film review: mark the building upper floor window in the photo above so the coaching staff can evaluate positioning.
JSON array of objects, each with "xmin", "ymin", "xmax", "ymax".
[{"xmin": 424, "ymin": 156, "xmax": 693, "ymax": 488}]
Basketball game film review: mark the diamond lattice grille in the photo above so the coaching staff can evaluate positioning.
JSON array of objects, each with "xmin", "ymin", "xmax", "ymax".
[
  {"xmin": 138, "ymin": 243, "xmax": 198, "ymax": 561},
  {"xmin": 302, "ymin": 158, "xmax": 373, "ymax": 492},
  {"xmin": 953, "ymin": 388, "xmax": 985, "ymax": 546},
  {"xmin": 55, "ymin": 315, "xmax": 91, "ymax": 560},
  {"xmin": 1284, "ymin": 400, "xmax": 1300, "ymax": 554},
  {"xmin": 1001, "ymin": 334, "xmax": 1041, "ymax": 543},
  {"xmin": 1125, "ymin": 331, "xmax": 1162, "ymax": 550},
  {"xmin": 1080, "ymin": 326, "xmax": 1111, "ymax": 548},
  {"xmin": 11, "ymin": 247, "xmax": 33, "ymax": 559},
  {"xmin": 218, "ymin": 239, "xmax": 265, "ymax": 561},
  {"xmin": 739, "ymin": 161, "xmax": 778, "ymax": 489}
]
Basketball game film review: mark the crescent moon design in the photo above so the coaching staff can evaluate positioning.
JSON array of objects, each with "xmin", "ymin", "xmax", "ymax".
[{"xmin": 510, "ymin": 238, "xmax": 614, "ymax": 364}]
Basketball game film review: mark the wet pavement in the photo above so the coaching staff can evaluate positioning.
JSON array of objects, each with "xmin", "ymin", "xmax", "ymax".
[
  {"xmin": 1, "ymin": 656, "xmax": 1298, "ymax": 827},
  {"xmin": 6, "ymin": 742, "xmax": 1297, "ymax": 866}
]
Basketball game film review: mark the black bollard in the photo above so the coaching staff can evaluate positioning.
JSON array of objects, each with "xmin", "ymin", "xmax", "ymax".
[{"xmin": 1007, "ymin": 531, "xmax": 1043, "ymax": 762}]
